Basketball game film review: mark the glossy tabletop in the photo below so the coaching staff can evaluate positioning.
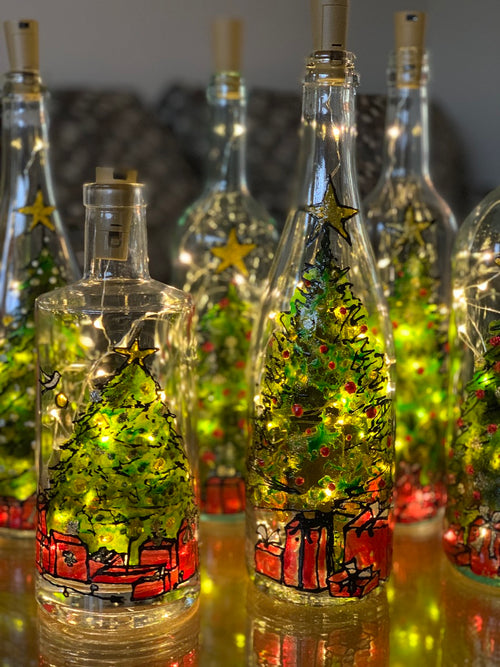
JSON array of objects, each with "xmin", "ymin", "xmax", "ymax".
[{"xmin": 0, "ymin": 519, "xmax": 499, "ymax": 666}]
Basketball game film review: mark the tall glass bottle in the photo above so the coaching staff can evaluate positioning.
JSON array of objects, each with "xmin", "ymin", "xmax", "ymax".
[
  {"xmin": 443, "ymin": 188, "xmax": 500, "ymax": 588},
  {"xmin": 173, "ymin": 18, "xmax": 279, "ymax": 519},
  {"xmin": 246, "ymin": 0, "xmax": 395, "ymax": 605},
  {"xmin": 35, "ymin": 169, "xmax": 199, "ymax": 628},
  {"xmin": 363, "ymin": 11, "xmax": 457, "ymax": 525},
  {"xmin": 0, "ymin": 19, "xmax": 78, "ymax": 535}
]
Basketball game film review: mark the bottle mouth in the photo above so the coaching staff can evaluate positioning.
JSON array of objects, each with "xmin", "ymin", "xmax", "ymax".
[
  {"xmin": 306, "ymin": 49, "xmax": 358, "ymax": 85},
  {"xmin": 83, "ymin": 168, "xmax": 146, "ymax": 208},
  {"xmin": 388, "ymin": 47, "xmax": 428, "ymax": 88}
]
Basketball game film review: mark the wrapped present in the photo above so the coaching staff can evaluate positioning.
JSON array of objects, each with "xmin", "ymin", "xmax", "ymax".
[
  {"xmin": 139, "ymin": 537, "xmax": 177, "ymax": 568},
  {"xmin": 204, "ymin": 475, "xmax": 245, "ymax": 514},
  {"xmin": 283, "ymin": 513, "xmax": 329, "ymax": 591},
  {"xmin": 327, "ymin": 560, "xmax": 380, "ymax": 599},
  {"xmin": 88, "ymin": 550, "xmax": 125, "ymax": 578},
  {"xmin": 255, "ymin": 542, "xmax": 284, "ymax": 582},
  {"xmin": 467, "ymin": 510, "xmax": 500, "ymax": 578},
  {"xmin": 51, "ymin": 531, "xmax": 89, "ymax": 582},
  {"xmin": 92, "ymin": 564, "xmax": 159, "ymax": 585},
  {"xmin": 443, "ymin": 523, "xmax": 471, "ymax": 567},
  {"xmin": 344, "ymin": 502, "xmax": 392, "ymax": 580},
  {"xmin": 131, "ymin": 573, "xmax": 166, "ymax": 601},
  {"xmin": 177, "ymin": 521, "xmax": 198, "ymax": 583}
]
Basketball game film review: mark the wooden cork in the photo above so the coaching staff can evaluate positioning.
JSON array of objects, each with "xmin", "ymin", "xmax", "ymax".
[
  {"xmin": 212, "ymin": 17, "xmax": 242, "ymax": 73},
  {"xmin": 95, "ymin": 167, "xmax": 138, "ymax": 184},
  {"xmin": 311, "ymin": 0, "xmax": 349, "ymax": 51},
  {"xmin": 394, "ymin": 11, "xmax": 426, "ymax": 87},
  {"xmin": 4, "ymin": 19, "xmax": 39, "ymax": 73}
]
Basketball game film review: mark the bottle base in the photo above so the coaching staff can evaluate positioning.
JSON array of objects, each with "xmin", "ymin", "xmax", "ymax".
[
  {"xmin": 395, "ymin": 506, "xmax": 444, "ymax": 537},
  {"xmin": 0, "ymin": 526, "xmax": 34, "ymax": 539},
  {"xmin": 36, "ymin": 575, "xmax": 200, "ymax": 630}
]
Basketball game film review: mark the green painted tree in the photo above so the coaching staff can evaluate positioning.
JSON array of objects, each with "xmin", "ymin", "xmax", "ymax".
[
  {"xmin": 197, "ymin": 282, "xmax": 251, "ymax": 493},
  {"xmin": 248, "ymin": 233, "xmax": 394, "ymax": 519},
  {"xmin": 0, "ymin": 246, "xmax": 66, "ymax": 505},
  {"xmin": 43, "ymin": 344, "xmax": 197, "ymax": 565}
]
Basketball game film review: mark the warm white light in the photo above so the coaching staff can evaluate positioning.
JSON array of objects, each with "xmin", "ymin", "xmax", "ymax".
[
  {"xmin": 96, "ymin": 369, "xmax": 107, "ymax": 377},
  {"xmin": 93, "ymin": 316, "xmax": 105, "ymax": 330},
  {"xmin": 387, "ymin": 125, "xmax": 400, "ymax": 139},
  {"xmin": 179, "ymin": 251, "xmax": 192, "ymax": 265},
  {"xmin": 478, "ymin": 281, "xmax": 488, "ymax": 291},
  {"xmin": 378, "ymin": 257, "xmax": 391, "ymax": 269},
  {"xmin": 268, "ymin": 311, "xmax": 276, "ymax": 320},
  {"xmin": 458, "ymin": 324, "xmax": 467, "ymax": 334}
]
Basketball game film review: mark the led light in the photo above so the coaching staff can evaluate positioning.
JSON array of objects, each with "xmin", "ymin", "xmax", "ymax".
[{"xmin": 179, "ymin": 251, "xmax": 192, "ymax": 265}]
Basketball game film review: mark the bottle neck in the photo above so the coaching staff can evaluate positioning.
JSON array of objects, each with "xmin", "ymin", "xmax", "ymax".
[
  {"xmin": 83, "ymin": 185, "xmax": 150, "ymax": 280},
  {"xmin": 0, "ymin": 71, "xmax": 58, "ymax": 214},
  {"xmin": 204, "ymin": 72, "xmax": 248, "ymax": 193},
  {"xmin": 380, "ymin": 50, "xmax": 430, "ymax": 181},
  {"xmin": 294, "ymin": 50, "xmax": 359, "ymax": 211}
]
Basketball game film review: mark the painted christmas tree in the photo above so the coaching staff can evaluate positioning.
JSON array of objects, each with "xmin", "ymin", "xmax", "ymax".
[
  {"xmin": 388, "ymin": 211, "xmax": 449, "ymax": 522},
  {"xmin": 444, "ymin": 319, "xmax": 500, "ymax": 579},
  {"xmin": 248, "ymin": 180, "xmax": 394, "ymax": 596},
  {"xmin": 0, "ymin": 245, "xmax": 66, "ymax": 523},
  {"xmin": 197, "ymin": 282, "xmax": 251, "ymax": 513},
  {"xmin": 41, "ymin": 341, "xmax": 197, "ymax": 566}
]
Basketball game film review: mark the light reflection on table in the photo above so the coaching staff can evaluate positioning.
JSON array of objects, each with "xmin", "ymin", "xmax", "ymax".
[{"xmin": 0, "ymin": 520, "xmax": 499, "ymax": 666}]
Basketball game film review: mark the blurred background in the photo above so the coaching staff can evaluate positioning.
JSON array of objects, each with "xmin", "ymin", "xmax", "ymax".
[{"xmin": 0, "ymin": 0, "xmax": 494, "ymax": 279}]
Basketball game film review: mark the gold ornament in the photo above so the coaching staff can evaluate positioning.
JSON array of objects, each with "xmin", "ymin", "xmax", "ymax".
[
  {"xmin": 306, "ymin": 176, "xmax": 358, "ymax": 245},
  {"xmin": 114, "ymin": 339, "xmax": 157, "ymax": 367},
  {"xmin": 19, "ymin": 190, "xmax": 55, "ymax": 232},
  {"xmin": 210, "ymin": 228, "xmax": 256, "ymax": 276}
]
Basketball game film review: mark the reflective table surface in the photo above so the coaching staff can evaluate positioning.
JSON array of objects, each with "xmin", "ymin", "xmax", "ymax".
[{"xmin": 0, "ymin": 519, "xmax": 499, "ymax": 666}]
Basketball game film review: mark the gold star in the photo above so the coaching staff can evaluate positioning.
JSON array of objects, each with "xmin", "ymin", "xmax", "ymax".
[
  {"xmin": 210, "ymin": 228, "xmax": 256, "ymax": 276},
  {"xmin": 395, "ymin": 205, "xmax": 433, "ymax": 250},
  {"xmin": 305, "ymin": 176, "xmax": 358, "ymax": 245},
  {"xmin": 18, "ymin": 190, "xmax": 55, "ymax": 231},
  {"xmin": 114, "ymin": 339, "xmax": 157, "ymax": 367}
]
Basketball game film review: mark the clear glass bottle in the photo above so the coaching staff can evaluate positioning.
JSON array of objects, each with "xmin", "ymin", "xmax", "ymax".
[
  {"xmin": 363, "ymin": 11, "xmax": 457, "ymax": 525},
  {"xmin": 443, "ymin": 188, "xmax": 500, "ymax": 588},
  {"xmin": 246, "ymin": 0, "xmax": 395, "ymax": 605},
  {"xmin": 173, "ymin": 18, "xmax": 279, "ymax": 519},
  {"xmin": 0, "ymin": 19, "xmax": 78, "ymax": 535},
  {"xmin": 35, "ymin": 169, "xmax": 199, "ymax": 628}
]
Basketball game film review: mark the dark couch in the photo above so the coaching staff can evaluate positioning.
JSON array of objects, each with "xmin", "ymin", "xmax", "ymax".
[{"xmin": 48, "ymin": 84, "xmax": 468, "ymax": 284}]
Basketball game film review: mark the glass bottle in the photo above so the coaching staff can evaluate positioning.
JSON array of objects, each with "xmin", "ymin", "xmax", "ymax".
[
  {"xmin": 363, "ymin": 11, "xmax": 457, "ymax": 525},
  {"xmin": 0, "ymin": 19, "xmax": 78, "ymax": 535},
  {"xmin": 173, "ymin": 18, "xmax": 279, "ymax": 519},
  {"xmin": 443, "ymin": 188, "xmax": 500, "ymax": 588},
  {"xmin": 35, "ymin": 169, "xmax": 199, "ymax": 628},
  {"xmin": 246, "ymin": 0, "xmax": 395, "ymax": 605}
]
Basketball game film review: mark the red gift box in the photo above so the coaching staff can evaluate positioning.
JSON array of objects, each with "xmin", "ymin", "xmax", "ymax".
[
  {"xmin": 443, "ymin": 523, "xmax": 471, "ymax": 567},
  {"xmin": 255, "ymin": 542, "xmax": 284, "ymax": 582},
  {"xmin": 327, "ymin": 560, "xmax": 380, "ymax": 599},
  {"xmin": 88, "ymin": 552, "xmax": 124, "ymax": 579},
  {"xmin": 204, "ymin": 476, "xmax": 245, "ymax": 514},
  {"xmin": 283, "ymin": 514, "xmax": 329, "ymax": 591},
  {"xmin": 139, "ymin": 538, "xmax": 177, "ymax": 568},
  {"xmin": 177, "ymin": 521, "xmax": 198, "ymax": 584},
  {"xmin": 344, "ymin": 502, "xmax": 392, "ymax": 580},
  {"xmin": 51, "ymin": 531, "xmax": 90, "ymax": 582},
  {"xmin": 92, "ymin": 565, "xmax": 158, "ymax": 585},
  {"xmin": 467, "ymin": 512, "xmax": 500, "ymax": 578},
  {"xmin": 131, "ymin": 573, "xmax": 166, "ymax": 601}
]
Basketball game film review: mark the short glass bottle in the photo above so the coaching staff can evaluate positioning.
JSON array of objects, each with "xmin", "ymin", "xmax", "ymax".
[
  {"xmin": 173, "ymin": 66, "xmax": 278, "ymax": 519},
  {"xmin": 246, "ymin": 46, "xmax": 395, "ymax": 604},
  {"xmin": 0, "ymin": 19, "xmax": 78, "ymax": 535},
  {"xmin": 35, "ymin": 169, "xmax": 199, "ymax": 628},
  {"xmin": 443, "ymin": 188, "xmax": 500, "ymax": 588},
  {"xmin": 364, "ymin": 43, "xmax": 457, "ymax": 525}
]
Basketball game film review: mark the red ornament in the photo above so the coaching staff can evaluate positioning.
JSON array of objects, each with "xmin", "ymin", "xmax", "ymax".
[
  {"xmin": 473, "ymin": 490, "xmax": 481, "ymax": 501},
  {"xmin": 494, "ymin": 361, "xmax": 500, "ymax": 373},
  {"xmin": 282, "ymin": 350, "xmax": 290, "ymax": 359},
  {"xmin": 304, "ymin": 279, "xmax": 311, "ymax": 287},
  {"xmin": 359, "ymin": 325, "xmax": 368, "ymax": 334},
  {"xmin": 223, "ymin": 388, "xmax": 231, "ymax": 396},
  {"xmin": 476, "ymin": 389, "xmax": 486, "ymax": 399},
  {"xmin": 235, "ymin": 360, "xmax": 246, "ymax": 369},
  {"xmin": 245, "ymin": 331, "xmax": 252, "ymax": 340},
  {"xmin": 419, "ymin": 288, "xmax": 428, "ymax": 297},
  {"xmin": 392, "ymin": 321, "xmax": 398, "ymax": 329},
  {"xmin": 365, "ymin": 406, "xmax": 377, "ymax": 419},
  {"xmin": 320, "ymin": 446, "xmax": 330, "ymax": 457},
  {"xmin": 490, "ymin": 336, "xmax": 500, "ymax": 347},
  {"xmin": 488, "ymin": 423, "xmax": 498, "ymax": 434},
  {"xmin": 291, "ymin": 404, "xmax": 304, "ymax": 417},
  {"xmin": 319, "ymin": 344, "xmax": 328, "ymax": 354},
  {"xmin": 344, "ymin": 381, "xmax": 356, "ymax": 394},
  {"xmin": 218, "ymin": 297, "xmax": 230, "ymax": 308},
  {"xmin": 465, "ymin": 464, "xmax": 474, "ymax": 475},
  {"xmin": 201, "ymin": 451, "xmax": 216, "ymax": 464},
  {"xmin": 416, "ymin": 367, "xmax": 424, "ymax": 375},
  {"xmin": 295, "ymin": 477, "xmax": 305, "ymax": 486},
  {"xmin": 328, "ymin": 361, "xmax": 336, "ymax": 370},
  {"xmin": 427, "ymin": 321, "xmax": 434, "ymax": 329},
  {"xmin": 457, "ymin": 418, "xmax": 464, "ymax": 428},
  {"xmin": 328, "ymin": 482, "xmax": 336, "ymax": 491},
  {"xmin": 201, "ymin": 341, "xmax": 215, "ymax": 353},
  {"xmin": 339, "ymin": 307, "xmax": 347, "ymax": 315},
  {"xmin": 212, "ymin": 428, "xmax": 224, "ymax": 439},
  {"xmin": 346, "ymin": 434, "xmax": 352, "ymax": 441}
]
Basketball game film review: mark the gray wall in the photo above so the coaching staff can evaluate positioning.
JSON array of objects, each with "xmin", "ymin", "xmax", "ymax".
[{"xmin": 0, "ymin": 0, "xmax": 495, "ymax": 210}]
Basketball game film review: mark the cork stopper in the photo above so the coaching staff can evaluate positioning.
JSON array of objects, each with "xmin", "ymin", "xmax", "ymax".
[
  {"xmin": 212, "ymin": 17, "xmax": 242, "ymax": 73},
  {"xmin": 95, "ymin": 167, "xmax": 138, "ymax": 184},
  {"xmin": 311, "ymin": 0, "xmax": 349, "ymax": 51},
  {"xmin": 4, "ymin": 19, "xmax": 39, "ymax": 73},
  {"xmin": 394, "ymin": 11, "xmax": 426, "ymax": 87}
]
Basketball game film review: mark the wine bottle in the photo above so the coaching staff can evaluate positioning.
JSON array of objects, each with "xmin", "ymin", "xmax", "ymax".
[
  {"xmin": 35, "ymin": 169, "xmax": 199, "ymax": 627},
  {"xmin": 0, "ymin": 19, "xmax": 78, "ymax": 535},
  {"xmin": 246, "ymin": 0, "xmax": 395, "ymax": 604},
  {"xmin": 363, "ymin": 11, "xmax": 457, "ymax": 525},
  {"xmin": 173, "ymin": 18, "xmax": 279, "ymax": 519}
]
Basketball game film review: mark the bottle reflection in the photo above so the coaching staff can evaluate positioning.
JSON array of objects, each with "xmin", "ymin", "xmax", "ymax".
[
  {"xmin": 388, "ymin": 524, "xmax": 444, "ymax": 666},
  {"xmin": 199, "ymin": 519, "xmax": 247, "ymax": 665},
  {"xmin": 0, "ymin": 536, "xmax": 38, "ymax": 665},
  {"xmin": 246, "ymin": 582, "xmax": 390, "ymax": 666},
  {"xmin": 441, "ymin": 561, "xmax": 500, "ymax": 665},
  {"xmin": 38, "ymin": 600, "xmax": 199, "ymax": 666}
]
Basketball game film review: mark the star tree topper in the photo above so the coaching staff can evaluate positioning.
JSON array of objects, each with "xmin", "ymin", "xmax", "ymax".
[
  {"xmin": 305, "ymin": 175, "xmax": 358, "ymax": 246},
  {"xmin": 210, "ymin": 228, "xmax": 256, "ymax": 276},
  {"xmin": 394, "ymin": 204, "xmax": 434, "ymax": 250},
  {"xmin": 114, "ymin": 339, "xmax": 157, "ymax": 367},
  {"xmin": 18, "ymin": 190, "xmax": 55, "ymax": 232}
]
